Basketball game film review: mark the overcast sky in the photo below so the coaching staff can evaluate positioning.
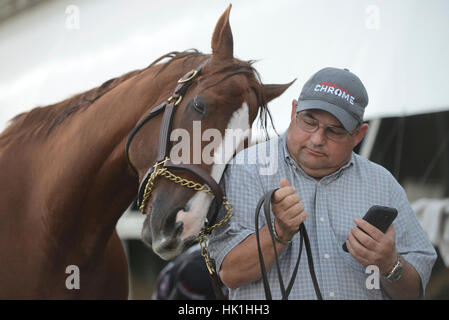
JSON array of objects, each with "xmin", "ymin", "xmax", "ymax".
[{"xmin": 1, "ymin": 0, "xmax": 448, "ymax": 135}]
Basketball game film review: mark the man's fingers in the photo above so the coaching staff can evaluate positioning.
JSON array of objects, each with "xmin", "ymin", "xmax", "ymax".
[
  {"xmin": 347, "ymin": 230, "xmax": 371, "ymax": 261},
  {"xmin": 385, "ymin": 224, "xmax": 395, "ymax": 240},
  {"xmin": 272, "ymin": 186, "xmax": 296, "ymax": 203},
  {"xmin": 346, "ymin": 240, "xmax": 371, "ymax": 266},
  {"xmin": 290, "ymin": 210, "xmax": 307, "ymax": 226},
  {"xmin": 275, "ymin": 209, "xmax": 307, "ymax": 240},
  {"xmin": 354, "ymin": 218, "xmax": 383, "ymax": 241},
  {"xmin": 280, "ymin": 178, "xmax": 291, "ymax": 188},
  {"xmin": 273, "ymin": 178, "xmax": 300, "ymax": 204},
  {"xmin": 279, "ymin": 202, "xmax": 305, "ymax": 220},
  {"xmin": 350, "ymin": 227, "xmax": 377, "ymax": 250},
  {"xmin": 276, "ymin": 194, "xmax": 302, "ymax": 212}
]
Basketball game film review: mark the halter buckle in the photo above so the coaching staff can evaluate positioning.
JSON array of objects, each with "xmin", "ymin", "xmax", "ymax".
[
  {"xmin": 178, "ymin": 69, "xmax": 198, "ymax": 83},
  {"xmin": 167, "ymin": 95, "xmax": 183, "ymax": 106}
]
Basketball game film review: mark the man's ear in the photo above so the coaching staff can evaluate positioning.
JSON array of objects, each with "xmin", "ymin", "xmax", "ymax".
[
  {"xmin": 353, "ymin": 123, "xmax": 369, "ymax": 147},
  {"xmin": 291, "ymin": 100, "xmax": 298, "ymax": 120}
]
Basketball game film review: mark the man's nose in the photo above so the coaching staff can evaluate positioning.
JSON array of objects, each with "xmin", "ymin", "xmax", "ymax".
[{"xmin": 309, "ymin": 127, "xmax": 326, "ymax": 145}]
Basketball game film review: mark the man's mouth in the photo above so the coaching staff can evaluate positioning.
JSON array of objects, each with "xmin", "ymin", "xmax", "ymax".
[{"xmin": 305, "ymin": 147, "xmax": 326, "ymax": 157}]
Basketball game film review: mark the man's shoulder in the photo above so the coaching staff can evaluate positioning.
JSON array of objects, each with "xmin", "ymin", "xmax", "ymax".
[{"xmin": 352, "ymin": 152, "xmax": 396, "ymax": 181}]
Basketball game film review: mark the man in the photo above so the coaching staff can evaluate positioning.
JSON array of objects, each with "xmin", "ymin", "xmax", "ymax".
[{"xmin": 209, "ymin": 67, "xmax": 437, "ymax": 299}]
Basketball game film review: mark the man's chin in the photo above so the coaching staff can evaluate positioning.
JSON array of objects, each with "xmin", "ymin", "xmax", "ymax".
[{"xmin": 297, "ymin": 157, "xmax": 334, "ymax": 178}]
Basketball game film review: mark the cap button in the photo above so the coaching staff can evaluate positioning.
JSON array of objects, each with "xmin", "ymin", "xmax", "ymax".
[{"xmin": 343, "ymin": 68, "xmax": 350, "ymax": 71}]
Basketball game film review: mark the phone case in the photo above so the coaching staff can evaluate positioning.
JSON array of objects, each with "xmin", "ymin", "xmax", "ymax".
[{"xmin": 342, "ymin": 205, "xmax": 398, "ymax": 252}]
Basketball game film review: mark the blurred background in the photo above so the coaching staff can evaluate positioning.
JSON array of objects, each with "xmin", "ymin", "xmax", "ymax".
[{"xmin": 1, "ymin": 0, "xmax": 448, "ymax": 299}]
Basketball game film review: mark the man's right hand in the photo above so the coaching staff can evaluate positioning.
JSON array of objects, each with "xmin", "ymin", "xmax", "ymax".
[
  {"xmin": 271, "ymin": 178, "xmax": 307, "ymax": 242},
  {"xmin": 219, "ymin": 178, "xmax": 307, "ymax": 289}
]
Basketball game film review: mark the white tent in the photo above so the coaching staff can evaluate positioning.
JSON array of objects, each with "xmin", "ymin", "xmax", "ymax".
[{"xmin": 1, "ymin": 0, "xmax": 448, "ymax": 135}]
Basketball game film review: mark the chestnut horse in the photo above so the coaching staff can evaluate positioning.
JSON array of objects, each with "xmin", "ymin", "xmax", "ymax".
[{"xmin": 0, "ymin": 6, "xmax": 292, "ymax": 299}]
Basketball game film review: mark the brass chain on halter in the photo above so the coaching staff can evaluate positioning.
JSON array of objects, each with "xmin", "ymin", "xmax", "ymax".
[
  {"xmin": 198, "ymin": 197, "xmax": 233, "ymax": 275},
  {"xmin": 139, "ymin": 156, "xmax": 233, "ymax": 275}
]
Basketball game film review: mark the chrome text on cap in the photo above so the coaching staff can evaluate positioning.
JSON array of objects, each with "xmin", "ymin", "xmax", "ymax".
[{"xmin": 314, "ymin": 80, "xmax": 355, "ymax": 105}]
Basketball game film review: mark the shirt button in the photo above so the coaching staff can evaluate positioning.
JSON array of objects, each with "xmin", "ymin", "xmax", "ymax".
[
  {"xmin": 329, "ymin": 292, "xmax": 335, "ymax": 297},
  {"xmin": 319, "ymin": 217, "xmax": 325, "ymax": 222},
  {"xmin": 324, "ymin": 254, "xmax": 330, "ymax": 259}
]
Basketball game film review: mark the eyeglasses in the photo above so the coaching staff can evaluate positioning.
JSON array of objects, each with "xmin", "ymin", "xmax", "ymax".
[{"xmin": 295, "ymin": 112, "xmax": 358, "ymax": 143}]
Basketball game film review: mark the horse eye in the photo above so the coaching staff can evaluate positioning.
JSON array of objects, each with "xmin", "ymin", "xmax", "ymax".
[{"xmin": 192, "ymin": 99, "xmax": 207, "ymax": 115}]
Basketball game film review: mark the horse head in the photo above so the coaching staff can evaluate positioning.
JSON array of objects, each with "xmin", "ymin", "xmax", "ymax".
[{"xmin": 127, "ymin": 5, "xmax": 293, "ymax": 260}]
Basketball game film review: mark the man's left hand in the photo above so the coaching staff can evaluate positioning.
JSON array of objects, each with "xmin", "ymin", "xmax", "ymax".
[{"xmin": 346, "ymin": 218, "xmax": 397, "ymax": 275}]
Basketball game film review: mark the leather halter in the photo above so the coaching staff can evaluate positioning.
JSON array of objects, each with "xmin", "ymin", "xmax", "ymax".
[{"xmin": 125, "ymin": 58, "xmax": 222, "ymax": 227}]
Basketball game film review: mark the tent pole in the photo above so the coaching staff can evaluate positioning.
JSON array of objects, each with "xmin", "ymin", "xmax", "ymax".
[
  {"xmin": 394, "ymin": 117, "xmax": 405, "ymax": 179},
  {"xmin": 360, "ymin": 118, "xmax": 382, "ymax": 160}
]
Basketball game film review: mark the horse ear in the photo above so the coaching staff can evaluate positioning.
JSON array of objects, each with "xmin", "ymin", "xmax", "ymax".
[
  {"xmin": 262, "ymin": 80, "xmax": 296, "ymax": 104},
  {"xmin": 211, "ymin": 4, "xmax": 233, "ymax": 60}
]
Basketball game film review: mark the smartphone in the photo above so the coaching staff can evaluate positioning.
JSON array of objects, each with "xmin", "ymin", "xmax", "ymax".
[{"xmin": 342, "ymin": 205, "xmax": 398, "ymax": 252}]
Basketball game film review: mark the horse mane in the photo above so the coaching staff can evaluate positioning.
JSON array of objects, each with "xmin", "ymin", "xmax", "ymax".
[
  {"xmin": 0, "ymin": 49, "xmax": 275, "ymax": 145},
  {"xmin": 0, "ymin": 67, "xmax": 145, "ymax": 145}
]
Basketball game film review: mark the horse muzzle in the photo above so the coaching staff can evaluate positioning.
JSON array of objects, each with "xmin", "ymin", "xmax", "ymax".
[{"xmin": 141, "ymin": 197, "xmax": 202, "ymax": 261}]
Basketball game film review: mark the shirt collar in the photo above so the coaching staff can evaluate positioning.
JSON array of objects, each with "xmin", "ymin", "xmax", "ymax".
[{"xmin": 280, "ymin": 131, "xmax": 355, "ymax": 183}]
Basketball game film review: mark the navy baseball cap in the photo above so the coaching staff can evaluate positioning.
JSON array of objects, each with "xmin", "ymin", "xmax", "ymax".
[{"xmin": 296, "ymin": 67, "xmax": 369, "ymax": 132}]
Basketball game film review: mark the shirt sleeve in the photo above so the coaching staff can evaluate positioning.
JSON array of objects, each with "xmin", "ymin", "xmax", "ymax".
[
  {"xmin": 208, "ymin": 155, "xmax": 266, "ymax": 274},
  {"xmin": 389, "ymin": 176, "xmax": 438, "ymax": 297}
]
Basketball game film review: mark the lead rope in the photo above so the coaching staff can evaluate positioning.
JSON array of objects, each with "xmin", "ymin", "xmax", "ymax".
[{"xmin": 255, "ymin": 188, "xmax": 323, "ymax": 300}]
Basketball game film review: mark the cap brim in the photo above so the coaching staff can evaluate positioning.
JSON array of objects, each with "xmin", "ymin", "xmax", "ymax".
[{"xmin": 296, "ymin": 99, "xmax": 359, "ymax": 132}]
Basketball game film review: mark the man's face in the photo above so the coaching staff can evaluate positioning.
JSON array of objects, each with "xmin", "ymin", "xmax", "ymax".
[{"xmin": 286, "ymin": 100, "xmax": 368, "ymax": 179}]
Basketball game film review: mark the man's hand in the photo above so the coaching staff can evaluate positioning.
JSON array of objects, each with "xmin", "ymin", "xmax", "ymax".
[
  {"xmin": 219, "ymin": 178, "xmax": 307, "ymax": 289},
  {"xmin": 346, "ymin": 218, "xmax": 397, "ymax": 275},
  {"xmin": 271, "ymin": 178, "xmax": 307, "ymax": 242}
]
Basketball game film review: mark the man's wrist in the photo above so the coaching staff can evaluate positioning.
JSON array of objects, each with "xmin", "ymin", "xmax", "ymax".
[
  {"xmin": 383, "ymin": 254, "xmax": 403, "ymax": 283},
  {"xmin": 271, "ymin": 219, "xmax": 292, "ymax": 245}
]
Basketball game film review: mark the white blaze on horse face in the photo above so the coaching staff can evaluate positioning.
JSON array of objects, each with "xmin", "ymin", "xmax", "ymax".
[{"xmin": 176, "ymin": 102, "xmax": 250, "ymax": 240}]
